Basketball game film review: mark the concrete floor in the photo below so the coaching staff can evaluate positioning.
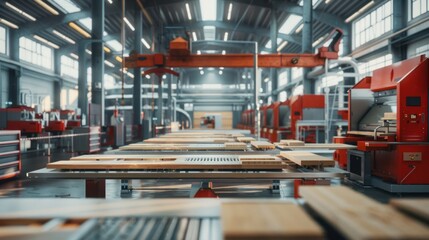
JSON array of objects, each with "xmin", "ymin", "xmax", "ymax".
[{"xmin": 0, "ymin": 149, "xmax": 428, "ymax": 202}]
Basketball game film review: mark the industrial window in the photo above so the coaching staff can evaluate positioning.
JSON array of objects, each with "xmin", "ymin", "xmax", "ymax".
[
  {"xmin": 353, "ymin": 1, "xmax": 393, "ymax": 49},
  {"xmin": 60, "ymin": 55, "xmax": 78, "ymax": 79},
  {"xmin": 267, "ymin": 96, "xmax": 272, "ymax": 105},
  {"xmin": 410, "ymin": 0, "xmax": 429, "ymax": 19},
  {"xmin": 292, "ymin": 85, "xmax": 303, "ymax": 96},
  {"xmin": 0, "ymin": 26, "xmax": 6, "ymax": 55},
  {"xmin": 19, "ymin": 37, "xmax": 53, "ymax": 70},
  {"xmin": 291, "ymin": 67, "xmax": 303, "ymax": 80},
  {"xmin": 415, "ymin": 44, "xmax": 429, "ymax": 57},
  {"xmin": 358, "ymin": 54, "xmax": 392, "ymax": 77},
  {"xmin": 278, "ymin": 70, "xmax": 288, "ymax": 87},
  {"xmin": 279, "ymin": 91, "xmax": 287, "ymax": 102},
  {"xmin": 104, "ymin": 74, "xmax": 116, "ymax": 89}
]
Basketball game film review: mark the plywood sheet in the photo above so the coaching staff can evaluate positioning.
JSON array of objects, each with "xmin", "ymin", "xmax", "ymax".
[
  {"xmin": 144, "ymin": 138, "xmax": 235, "ymax": 143},
  {"xmin": 250, "ymin": 141, "xmax": 275, "ymax": 150},
  {"xmin": 119, "ymin": 143, "xmax": 229, "ymax": 151},
  {"xmin": 237, "ymin": 137, "xmax": 256, "ymax": 143},
  {"xmin": 280, "ymin": 152, "xmax": 334, "ymax": 167},
  {"xmin": 275, "ymin": 143, "xmax": 357, "ymax": 150},
  {"xmin": 221, "ymin": 202, "xmax": 324, "ymax": 240},
  {"xmin": 279, "ymin": 139, "xmax": 305, "ymax": 146},
  {"xmin": 390, "ymin": 199, "xmax": 429, "ymax": 222},
  {"xmin": 71, "ymin": 155, "xmax": 177, "ymax": 161},
  {"xmin": 224, "ymin": 142, "xmax": 247, "ymax": 150},
  {"xmin": 300, "ymin": 186, "xmax": 429, "ymax": 240}
]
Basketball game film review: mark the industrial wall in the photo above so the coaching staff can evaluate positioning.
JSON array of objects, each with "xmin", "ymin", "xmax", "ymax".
[{"xmin": 0, "ymin": 68, "xmax": 7, "ymax": 108}]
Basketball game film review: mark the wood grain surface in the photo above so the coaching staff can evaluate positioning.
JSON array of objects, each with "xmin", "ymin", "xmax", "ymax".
[
  {"xmin": 275, "ymin": 143, "xmax": 357, "ymax": 150},
  {"xmin": 300, "ymin": 186, "xmax": 429, "ymax": 240},
  {"xmin": 279, "ymin": 139, "xmax": 305, "ymax": 146},
  {"xmin": 250, "ymin": 141, "xmax": 275, "ymax": 150},
  {"xmin": 390, "ymin": 199, "xmax": 429, "ymax": 222},
  {"xmin": 280, "ymin": 152, "xmax": 334, "ymax": 167},
  {"xmin": 144, "ymin": 138, "xmax": 236, "ymax": 143},
  {"xmin": 236, "ymin": 137, "xmax": 256, "ymax": 143}
]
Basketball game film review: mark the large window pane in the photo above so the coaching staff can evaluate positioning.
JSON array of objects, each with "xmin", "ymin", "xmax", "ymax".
[{"xmin": 19, "ymin": 37, "xmax": 53, "ymax": 70}]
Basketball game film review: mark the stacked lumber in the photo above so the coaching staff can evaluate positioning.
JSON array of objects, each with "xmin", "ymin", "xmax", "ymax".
[
  {"xmin": 280, "ymin": 139, "xmax": 305, "ymax": 146},
  {"xmin": 300, "ymin": 186, "xmax": 429, "ymax": 240},
  {"xmin": 250, "ymin": 141, "xmax": 275, "ymax": 150},
  {"xmin": 224, "ymin": 142, "xmax": 247, "ymax": 150},
  {"xmin": 144, "ymin": 138, "xmax": 235, "ymax": 143},
  {"xmin": 280, "ymin": 152, "xmax": 334, "ymax": 167},
  {"xmin": 221, "ymin": 201, "xmax": 324, "ymax": 240},
  {"xmin": 236, "ymin": 137, "xmax": 256, "ymax": 143},
  {"xmin": 118, "ymin": 143, "xmax": 247, "ymax": 151}
]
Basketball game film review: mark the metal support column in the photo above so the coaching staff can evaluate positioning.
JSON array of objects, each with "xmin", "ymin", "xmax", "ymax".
[
  {"xmin": 168, "ymin": 75, "xmax": 173, "ymax": 123},
  {"xmin": 8, "ymin": 30, "xmax": 20, "ymax": 106},
  {"xmin": 77, "ymin": 43, "xmax": 88, "ymax": 124},
  {"xmin": 157, "ymin": 77, "xmax": 163, "ymax": 125},
  {"xmin": 133, "ymin": 6, "xmax": 143, "ymax": 125},
  {"xmin": 91, "ymin": 0, "xmax": 105, "ymax": 125},
  {"xmin": 53, "ymin": 50, "xmax": 62, "ymax": 109},
  {"xmin": 270, "ymin": 9, "xmax": 278, "ymax": 101},
  {"xmin": 254, "ymin": 42, "xmax": 260, "ymax": 140},
  {"xmin": 302, "ymin": 0, "xmax": 314, "ymax": 94},
  {"xmin": 391, "ymin": 0, "xmax": 407, "ymax": 63}
]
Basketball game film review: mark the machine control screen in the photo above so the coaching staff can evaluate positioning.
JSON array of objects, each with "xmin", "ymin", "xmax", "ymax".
[{"xmin": 406, "ymin": 96, "xmax": 421, "ymax": 106}]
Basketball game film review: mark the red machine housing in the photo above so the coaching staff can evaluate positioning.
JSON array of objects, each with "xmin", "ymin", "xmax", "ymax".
[
  {"xmin": 45, "ymin": 120, "xmax": 66, "ymax": 132},
  {"xmin": 259, "ymin": 105, "xmax": 269, "ymax": 138},
  {"xmin": 336, "ymin": 55, "xmax": 429, "ymax": 184},
  {"xmin": 59, "ymin": 110, "xmax": 81, "ymax": 129},
  {"xmin": 0, "ymin": 106, "xmax": 43, "ymax": 134}
]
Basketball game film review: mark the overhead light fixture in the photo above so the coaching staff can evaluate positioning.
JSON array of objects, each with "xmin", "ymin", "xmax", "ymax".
[
  {"xmin": 192, "ymin": 32, "xmax": 197, "ymax": 41},
  {"xmin": 219, "ymin": 70, "xmax": 223, "ymax": 75},
  {"xmin": 162, "ymin": 75, "xmax": 167, "ymax": 79},
  {"xmin": 345, "ymin": 1, "xmax": 374, "ymax": 23},
  {"xmin": 68, "ymin": 22, "xmax": 91, "ymax": 38},
  {"xmin": 123, "ymin": 17, "xmax": 135, "ymax": 31},
  {"xmin": 35, "ymin": 0, "xmax": 59, "ymax": 15},
  {"xmin": 325, "ymin": 0, "xmax": 332, "ymax": 3},
  {"xmin": 107, "ymin": 0, "xmax": 113, "ymax": 4},
  {"xmin": 312, "ymin": 34, "xmax": 328, "ymax": 47},
  {"xmin": 141, "ymin": 38, "xmax": 150, "ymax": 49},
  {"xmin": 227, "ymin": 3, "xmax": 233, "ymax": 20},
  {"xmin": 127, "ymin": 72, "xmax": 134, "ymax": 78},
  {"xmin": 104, "ymin": 46, "xmax": 111, "ymax": 53},
  {"xmin": 277, "ymin": 41, "xmax": 288, "ymax": 52},
  {"xmin": 0, "ymin": 18, "xmax": 19, "ymax": 29},
  {"xmin": 223, "ymin": 32, "xmax": 228, "ymax": 41},
  {"xmin": 115, "ymin": 56, "xmax": 122, "ymax": 63},
  {"xmin": 33, "ymin": 35, "xmax": 59, "ymax": 49},
  {"xmin": 199, "ymin": 0, "xmax": 217, "ymax": 21},
  {"xmin": 295, "ymin": 23, "xmax": 304, "ymax": 33},
  {"xmin": 185, "ymin": 3, "xmax": 192, "ymax": 20},
  {"xmin": 86, "ymin": 49, "xmax": 92, "ymax": 55},
  {"xmin": 6, "ymin": 2, "xmax": 37, "ymax": 21},
  {"xmin": 104, "ymin": 60, "xmax": 115, "ymax": 67},
  {"xmin": 52, "ymin": 30, "xmax": 75, "ymax": 44},
  {"xmin": 200, "ymin": 70, "xmax": 204, "ymax": 75},
  {"xmin": 199, "ymin": 67, "xmax": 203, "ymax": 70},
  {"xmin": 264, "ymin": 78, "xmax": 269, "ymax": 83},
  {"xmin": 219, "ymin": 67, "xmax": 224, "ymax": 70},
  {"xmin": 70, "ymin": 53, "xmax": 79, "ymax": 59},
  {"xmin": 145, "ymin": 75, "xmax": 151, "ymax": 79},
  {"xmin": 242, "ymin": 74, "xmax": 246, "ymax": 79},
  {"xmin": 221, "ymin": 50, "xmax": 226, "ymax": 55}
]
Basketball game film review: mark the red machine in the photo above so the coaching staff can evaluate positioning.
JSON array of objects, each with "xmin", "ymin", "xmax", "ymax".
[
  {"xmin": 45, "ymin": 110, "xmax": 66, "ymax": 132},
  {"xmin": 259, "ymin": 105, "xmax": 269, "ymax": 138},
  {"xmin": 288, "ymin": 95, "xmax": 325, "ymax": 142},
  {"xmin": 335, "ymin": 55, "xmax": 429, "ymax": 189},
  {"xmin": 267, "ymin": 100, "xmax": 291, "ymax": 142},
  {"xmin": 0, "ymin": 106, "xmax": 43, "ymax": 134},
  {"xmin": 60, "ymin": 110, "xmax": 81, "ymax": 129},
  {"xmin": 238, "ymin": 109, "xmax": 256, "ymax": 134}
]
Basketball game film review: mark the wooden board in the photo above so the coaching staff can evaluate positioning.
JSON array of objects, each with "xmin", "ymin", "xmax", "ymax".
[
  {"xmin": 71, "ymin": 155, "xmax": 177, "ymax": 161},
  {"xmin": 280, "ymin": 152, "xmax": 334, "ymax": 167},
  {"xmin": 250, "ymin": 141, "xmax": 275, "ymax": 150},
  {"xmin": 119, "ymin": 143, "xmax": 232, "ymax": 151},
  {"xmin": 221, "ymin": 202, "xmax": 324, "ymax": 240},
  {"xmin": 275, "ymin": 143, "xmax": 357, "ymax": 150},
  {"xmin": 300, "ymin": 186, "xmax": 429, "ymax": 240},
  {"xmin": 279, "ymin": 139, "xmax": 305, "ymax": 146},
  {"xmin": 237, "ymin": 137, "xmax": 256, "ymax": 143},
  {"xmin": 224, "ymin": 142, "xmax": 247, "ymax": 150},
  {"xmin": 390, "ymin": 199, "xmax": 429, "ymax": 222},
  {"xmin": 144, "ymin": 138, "xmax": 235, "ymax": 143}
]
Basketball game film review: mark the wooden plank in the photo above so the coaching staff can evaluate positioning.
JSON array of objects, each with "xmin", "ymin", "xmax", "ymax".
[
  {"xmin": 119, "ymin": 143, "xmax": 229, "ymax": 151},
  {"xmin": 71, "ymin": 155, "xmax": 177, "ymax": 161},
  {"xmin": 280, "ymin": 152, "xmax": 334, "ymax": 167},
  {"xmin": 279, "ymin": 139, "xmax": 305, "ymax": 146},
  {"xmin": 390, "ymin": 199, "xmax": 429, "ymax": 222},
  {"xmin": 144, "ymin": 138, "xmax": 235, "ymax": 143},
  {"xmin": 275, "ymin": 143, "xmax": 357, "ymax": 150},
  {"xmin": 250, "ymin": 141, "xmax": 275, "ymax": 150},
  {"xmin": 300, "ymin": 186, "xmax": 429, "ymax": 240},
  {"xmin": 224, "ymin": 142, "xmax": 247, "ymax": 150},
  {"xmin": 221, "ymin": 201, "xmax": 324, "ymax": 240},
  {"xmin": 237, "ymin": 137, "xmax": 256, "ymax": 143},
  {"xmin": 383, "ymin": 112, "xmax": 396, "ymax": 120}
]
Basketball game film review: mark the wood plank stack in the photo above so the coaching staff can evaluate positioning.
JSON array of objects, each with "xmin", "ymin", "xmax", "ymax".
[
  {"xmin": 280, "ymin": 152, "xmax": 335, "ymax": 167},
  {"xmin": 250, "ymin": 141, "xmax": 275, "ymax": 150},
  {"xmin": 237, "ymin": 137, "xmax": 256, "ymax": 143},
  {"xmin": 280, "ymin": 139, "xmax": 305, "ymax": 146},
  {"xmin": 224, "ymin": 142, "xmax": 247, "ymax": 150},
  {"xmin": 300, "ymin": 186, "xmax": 429, "ymax": 240},
  {"xmin": 390, "ymin": 199, "xmax": 429, "ymax": 222},
  {"xmin": 144, "ymin": 138, "xmax": 235, "ymax": 143},
  {"xmin": 221, "ymin": 201, "xmax": 324, "ymax": 240}
]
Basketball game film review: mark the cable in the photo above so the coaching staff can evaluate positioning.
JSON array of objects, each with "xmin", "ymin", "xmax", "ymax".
[{"xmin": 400, "ymin": 165, "xmax": 416, "ymax": 184}]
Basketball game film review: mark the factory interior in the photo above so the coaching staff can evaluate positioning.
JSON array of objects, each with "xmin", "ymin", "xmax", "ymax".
[{"xmin": 0, "ymin": 0, "xmax": 429, "ymax": 239}]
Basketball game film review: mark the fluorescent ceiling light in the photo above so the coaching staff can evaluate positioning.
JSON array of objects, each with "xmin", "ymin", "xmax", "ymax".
[
  {"xmin": 219, "ymin": 70, "xmax": 223, "ymax": 75},
  {"xmin": 33, "ymin": 35, "xmax": 59, "ymax": 49},
  {"xmin": 200, "ymin": 70, "xmax": 204, "ymax": 75},
  {"xmin": 219, "ymin": 67, "xmax": 224, "ymax": 70},
  {"xmin": 35, "ymin": 0, "xmax": 59, "ymax": 15},
  {"xmin": 141, "ymin": 38, "xmax": 150, "ymax": 49},
  {"xmin": 185, "ymin": 3, "xmax": 192, "ymax": 20},
  {"xmin": 86, "ymin": 49, "xmax": 92, "ymax": 55},
  {"xmin": 123, "ymin": 17, "xmax": 135, "ymax": 31},
  {"xmin": 6, "ymin": 2, "xmax": 37, "ymax": 21},
  {"xmin": 223, "ymin": 32, "xmax": 228, "ymax": 41},
  {"xmin": 279, "ymin": 14, "xmax": 302, "ymax": 35},
  {"xmin": 227, "ymin": 3, "xmax": 233, "ymax": 20},
  {"xmin": 312, "ymin": 33, "xmax": 328, "ymax": 47},
  {"xmin": 0, "ymin": 18, "xmax": 19, "ymax": 29},
  {"xmin": 199, "ymin": 67, "xmax": 203, "ymax": 70},
  {"xmin": 127, "ymin": 72, "xmax": 134, "ymax": 78},
  {"xmin": 203, "ymin": 26, "xmax": 216, "ymax": 40},
  {"xmin": 325, "ymin": 0, "xmax": 332, "ymax": 4},
  {"xmin": 277, "ymin": 41, "xmax": 288, "ymax": 52},
  {"xmin": 199, "ymin": 0, "xmax": 217, "ymax": 21},
  {"xmin": 106, "ymin": 39, "xmax": 123, "ymax": 52},
  {"xmin": 104, "ymin": 60, "xmax": 115, "ymax": 67},
  {"xmin": 107, "ymin": 0, "xmax": 113, "ymax": 4},
  {"xmin": 298, "ymin": 0, "xmax": 321, "ymax": 7},
  {"xmin": 48, "ymin": 0, "xmax": 80, "ymax": 13},
  {"xmin": 145, "ymin": 75, "xmax": 150, "ymax": 79},
  {"xmin": 69, "ymin": 22, "xmax": 91, "ymax": 38},
  {"xmin": 345, "ymin": 1, "xmax": 374, "ymax": 23},
  {"xmin": 104, "ymin": 46, "xmax": 111, "ymax": 53},
  {"xmin": 192, "ymin": 32, "xmax": 197, "ymax": 41},
  {"xmin": 264, "ymin": 78, "xmax": 269, "ymax": 82},
  {"xmin": 115, "ymin": 56, "xmax": 122, "ymax": 63},
  {"xmin": 53, "ymin": 30, "xmax": 75, "ymax": 44},
  {"xmin": 295, "ymin": 23, "xmax": 304, "ymax": 33},
  {"xmin": 265, "ymin": 38, "xmax": 282, "ymax": 49},
  {"xmin": 70, "ymin": 53, "xmax": 78, "ymax": 59}
]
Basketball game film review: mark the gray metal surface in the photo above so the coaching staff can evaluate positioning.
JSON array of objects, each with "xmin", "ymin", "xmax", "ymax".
[
  {"xmin": 370, "ymin": 177, "xmax": 429, "ymax": 193},
  {"xmin": 279, "ymin": 105, "xmax": 290, "ymax": 128},
  {"xmin": 349, "ymin": 88, "xmax": 374, "ymax": 131}
]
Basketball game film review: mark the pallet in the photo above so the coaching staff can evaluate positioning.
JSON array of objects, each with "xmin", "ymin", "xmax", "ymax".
[
  {"xmin": 390, "ymin": 199, "xmax": 429, "ymax": 222},
  {"xmin": 280, "ymin": 152, "xmax": 334, "ymax": 167},
  {"xmin": 250, "ymin": 141, "xmax": 275, "ymax": 150},
  {"xmin": 236, "ymin": 137, "xmax": 256, "ymax": 143},
  {"xmin": 221, "ymin": 201, "xmax": 324, "ymax": 240},
  {"xmin": 279, "ymin": 139, "xmax": 305, "ymax": 146},
  {"xmin": 275, "ymin": 143, "xmax": 357, "ymax": 150},
  {"xmin": 300, "ymin": 186, "xmax": 429, "ymax": 240}
]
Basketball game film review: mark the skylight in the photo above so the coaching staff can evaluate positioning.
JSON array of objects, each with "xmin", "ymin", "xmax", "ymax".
[
  {"xmin": 48, "ymin": 0, "xmax": 80, "ymax": 13},
  {"xmin": 199, "ymin": 0, "xmax": 217, "ymax": 21},
  {"xmin": 203, "ymin": 26, "xmax": 216, "ymax": 40},
  {"xmin": 265, "ymin": 38, "xmax": 282, "ymax": 49},
  {"xmin": 106, "ymin": 39, "xmax": 123, "ymax": 52},
  {"xmin": 78, "ymin": 18, "xmax": 108, "ymax": 36},
  {"xmin": 279, "ymin": 15, "xmax": 302, "ymax": 35},
  {"xmin": 298, "ymin": 0, "xmax": 321, "ymax": 7}
]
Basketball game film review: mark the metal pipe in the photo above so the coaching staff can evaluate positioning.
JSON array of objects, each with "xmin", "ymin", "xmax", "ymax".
[
  {"xmin": 172, "ymin": 97, "xmax": 177, "ymax": 122},
  {"xmin": 176, "ymin": 107, "xmax": 192, "ymax": 128}
]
